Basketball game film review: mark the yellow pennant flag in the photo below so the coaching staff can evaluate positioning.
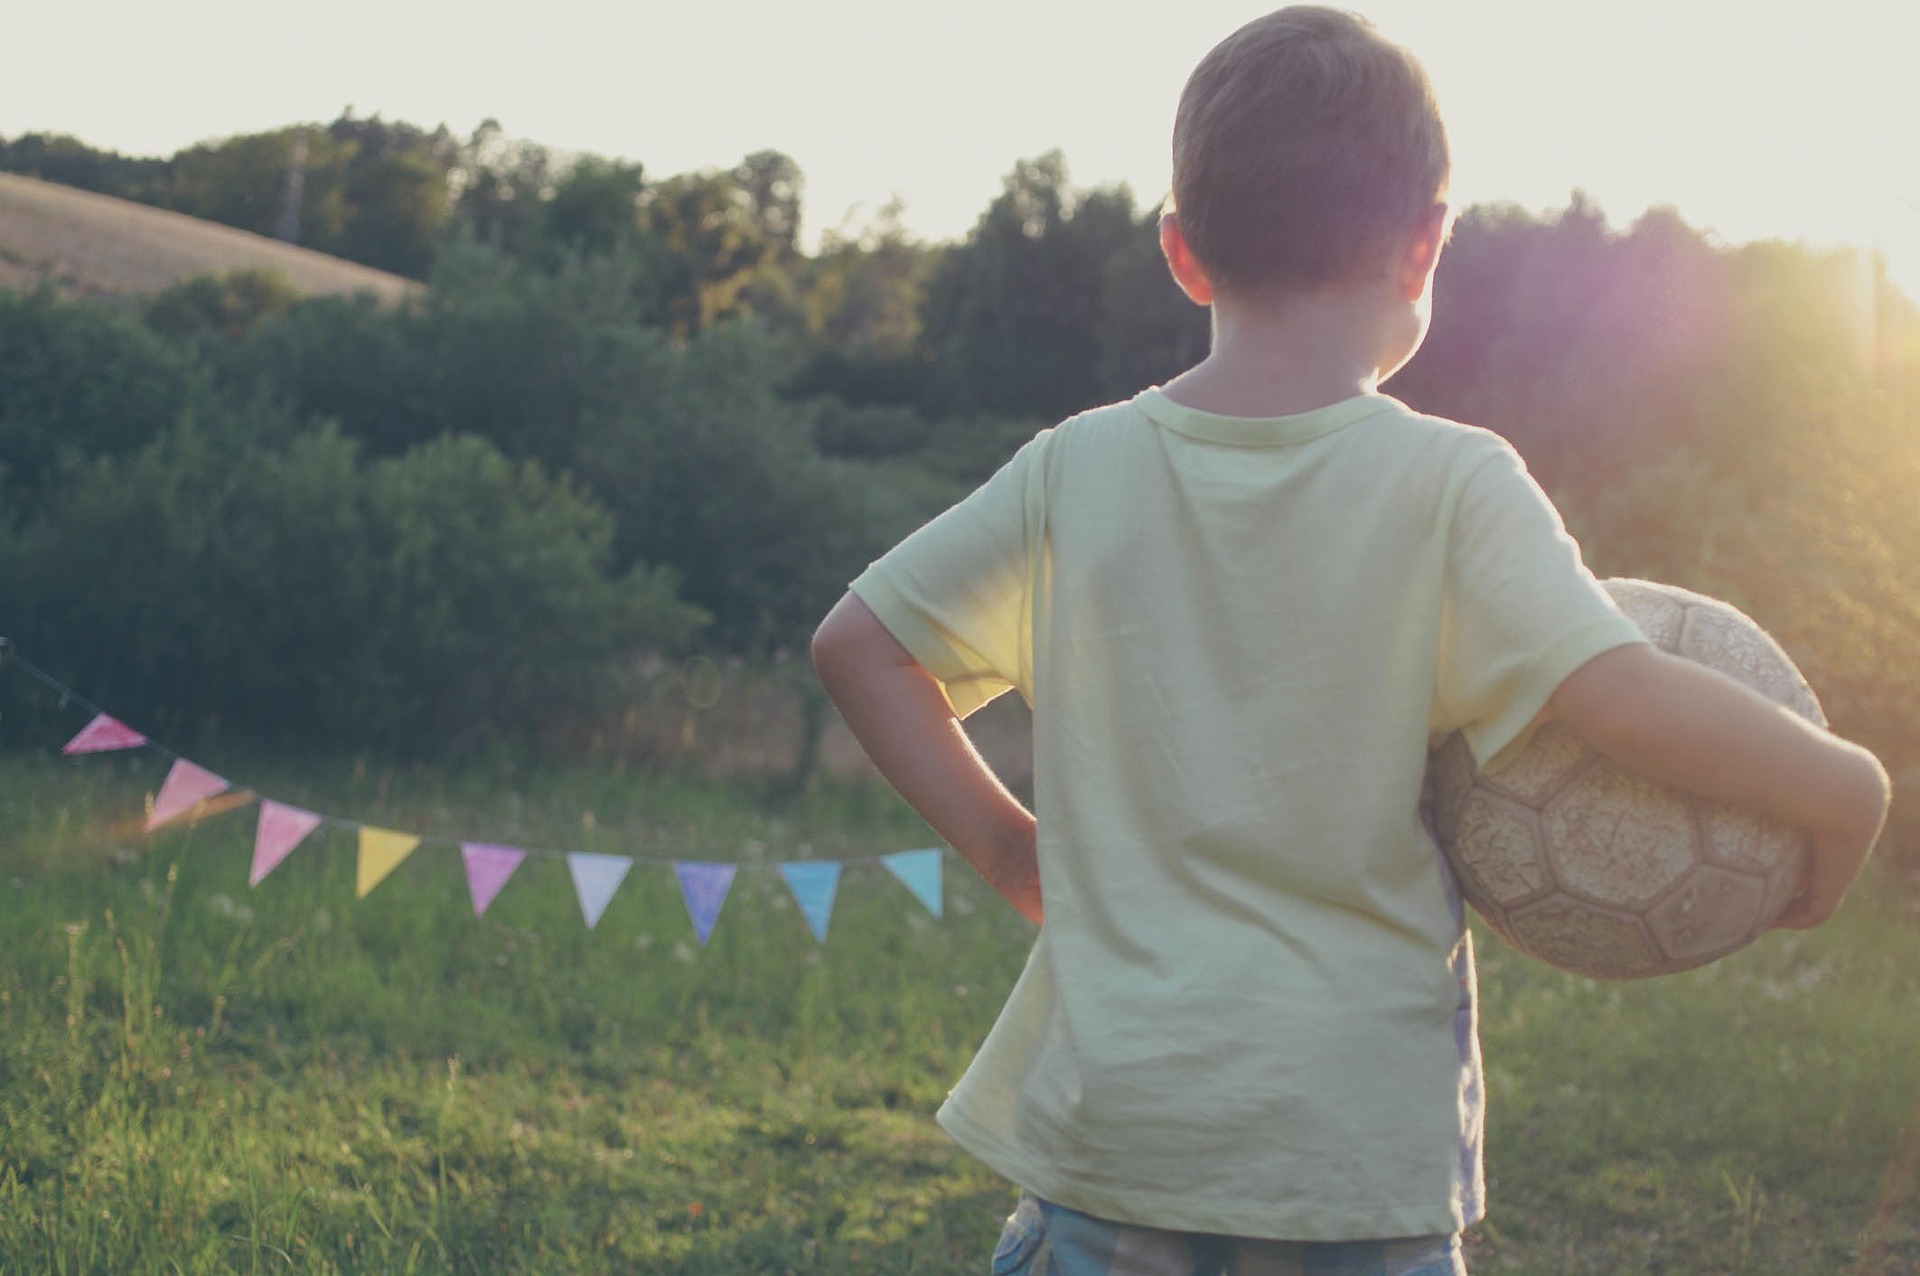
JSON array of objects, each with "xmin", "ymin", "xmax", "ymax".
[{"xmin": 357, "ymin": 826, "xmax": 422, "ymax": 898}]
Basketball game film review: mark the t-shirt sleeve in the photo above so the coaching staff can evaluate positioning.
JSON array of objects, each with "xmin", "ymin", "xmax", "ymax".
[
  {"xmin": 1436, "ymin": 440, "xmax": 1650, "ymax": 767},
  {"xmin": 848, "ymin": 430, "xmax": 1047, "ymax": 718}
]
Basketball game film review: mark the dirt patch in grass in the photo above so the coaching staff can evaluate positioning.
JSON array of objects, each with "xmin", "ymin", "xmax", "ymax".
[{"xmin": 0, "ymin": 172, "xmax": 418, "ymax": 302}]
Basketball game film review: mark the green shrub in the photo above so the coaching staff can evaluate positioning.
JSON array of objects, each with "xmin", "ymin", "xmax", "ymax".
[
  {"xmin": 145, "ymin": 267, "xmax": 302, "ymax": 343},
  {"xmin": 219, "ymin": 245, "xmax": 948, "ymax": 654},
  {"xmin": 1, "ymin": 410, "xmax": 703, "ymax": 750},
  {"xmin": 0, "ymin": 288, "xmax": 193, "ymax": 511}
]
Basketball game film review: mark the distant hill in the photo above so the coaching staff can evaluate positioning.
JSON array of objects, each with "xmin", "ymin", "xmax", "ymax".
[{"xmin": 0, "ymin": 173, "xmax": 418, "ymax": 302}]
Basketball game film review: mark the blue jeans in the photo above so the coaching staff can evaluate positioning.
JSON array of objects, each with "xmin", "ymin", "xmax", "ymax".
[{"xmin": 991, "ymin": 1193, "xmax": 1466, "ymax": 1276}]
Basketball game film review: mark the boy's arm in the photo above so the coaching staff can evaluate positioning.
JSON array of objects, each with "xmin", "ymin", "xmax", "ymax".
[
  {"xmin": 1543, "ymin": 644, "xmax": 1890, "ymax": 930},
  {"xmin": 812, "ymin": 592, "xmax": 1042, "ymax": 925}
]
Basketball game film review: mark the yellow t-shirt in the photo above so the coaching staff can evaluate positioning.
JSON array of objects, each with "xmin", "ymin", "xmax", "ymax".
[{"xmin": 850, "ymin": 388, "xmax": 1647, "ymax": 1241}]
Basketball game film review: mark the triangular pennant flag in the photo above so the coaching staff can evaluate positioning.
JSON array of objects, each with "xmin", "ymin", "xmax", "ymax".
[
  {"xmin": 567, "ymin": 853, "xmax": 633, "ymax": 929},
  {"xmin": 674, "ymin": 861, "xmax": 738, "ymax": 946},
  {"xmin": 146, "ymin": 759, "xmax": 231, "ymax": 831},
  {"xmin": 779, "ymin": 861, "xmax": 842, "ymax": 943},
  {"xmin": 62, "ymin": 713, "xmax": 147, "ymax": 755},
  {"xmin": 462, "ymin": 843, "xmax": 527, "ymax": 917},
  {"xmin": 356, "ymin": 826, "xmax": 421, "ymax": 898},
  {"xmin": 250, "ymin": 801, "xmax": 322, "ymax": 887},
  {"xmin": 882, "ymin": 849, "xmax": 944, "ymax": 918}
]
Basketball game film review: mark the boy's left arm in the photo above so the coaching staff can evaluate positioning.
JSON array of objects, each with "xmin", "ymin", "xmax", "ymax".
[{"xmin": 812, "ymin": 591, "xmax": 1042, "ymax": 925}]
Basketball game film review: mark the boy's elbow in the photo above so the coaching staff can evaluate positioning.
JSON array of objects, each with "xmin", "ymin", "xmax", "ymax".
[
  {"xmin": 811, "ymin": 602, "xmax": 853, "ymax": 686},
  {"xmin": 811, "ymin": 591, "xmax": 908, "ymax": 690}
]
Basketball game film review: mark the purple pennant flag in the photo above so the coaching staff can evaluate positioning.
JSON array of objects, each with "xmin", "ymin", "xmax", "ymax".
[
  {"xmin": 462, "ymin": 843, "xmax": 527, "ymax": 917},
  {"xmin": 62, "ymin": 713, "xmax": 148, "ymax": 755},
  {"xmin": 881, "ymin": 849, "xmax": 944, "ymax": 919},
  {"xmin": 250, "ymin": 801, "xmax": 321, "ymax": 886},
  {"xmin": 674, "ymin": 861, "xmax": 738, "ymax": 946},
  {"xmin": 778, "ymin": 861, "xmax": 842, "ymax": 943},
  {"xmin": 146, "ymin": 759, "xmax": 230, "ymax": 831},
  {"xmin": 567, "ymin": 852, "xmax": 632, "ymax": 929}
]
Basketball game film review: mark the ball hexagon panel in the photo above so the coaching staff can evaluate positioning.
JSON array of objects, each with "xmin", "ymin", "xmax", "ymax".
[
  {"xmin": 1644, "ymin": 864, "xmax": 1770, "ymax": 964},
  {"xmin": 1699, "ymin": 802, "xmax": 1806, "ymax": 878},
  {"xmin": 1541, "ymin": 767, "xmax": 1696, "ymax": 910},
  {"xmin": 1451, "ymin": 790, "xmax": 1550, "ymax": 910},
  {"xmin": 1680, "ymin": 607, "xmax": 1796, "ymax": 705},
  {"xmin": 1759, "ymin": 850, "xmax": 1809, "ymax": 923},
  {"xmin": 1480, "ymin": 722, "xmax": 1590, "ymax": 806},
  {"xmin": 1506, "ymin": 897, "xmax": 1664, "ymax": 980}
]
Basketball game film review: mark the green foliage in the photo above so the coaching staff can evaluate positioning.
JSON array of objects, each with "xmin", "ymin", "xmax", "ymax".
[
  {"xmin": 216, "ymin": 240, "xmax": 936, "ymax": 655},
  {"xmin": 0, "ymin": 412, "xmax": 702, "ymax": 749},
  {"xmin": 785, "ymin": 204, "xmax": 942, "ymax": 423},
  {"xmin": 0, "ymin": 130, "xmax": 170, "ymax": 200},
  {"xmin": 219, "ymin": 240, "xmax": 668, "ymax": 468},
  {"xmin": 336, "ymin": 146, "xmax": 453, "ymax": 276},
  {"xmin": 166, "ymin": 126, "xmax": 357, "ymax": 245},
  {"xmin": 917, "ymin": 152, "xmax": 1204, "ymax": 422},
  {"xmin": 144, "ymin": 266, "xmax": 302, "ymax": 342},
  {"xmin": 544, "ymin": 155, "xmax": 648, "ymax": 258},
  {"xmin": 919, "ymin": 152, "xmax": 1115, "ymax": 420},
  {"xmin": 0, "ymin": 287, "xmax": 194, "ymax": 513},
  {"xmin": 449, "ymin": 118, "xmax": 558, "ymax": 259},
  {"xmin": 1095, "ymin": 210, "xmax": 1210, "ymax": 399},
  {"xmin": 573, "ymin": 323, "xmax": 952, "ymax": 653},
  {"xmin": 642, "ymin": 161, "xmax": 798, "ymax": 336}
]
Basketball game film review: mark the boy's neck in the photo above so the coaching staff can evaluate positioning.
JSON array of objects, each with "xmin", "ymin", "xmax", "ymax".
[{"xmin": 1160, "ymin": 280, "xmax": 1415, "ymax": 419}]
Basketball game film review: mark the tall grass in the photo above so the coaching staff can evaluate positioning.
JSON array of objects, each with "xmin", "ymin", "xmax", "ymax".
[{"xmin": 1, "ymin": 750, "xmax": 1916, "ymax": 1273}]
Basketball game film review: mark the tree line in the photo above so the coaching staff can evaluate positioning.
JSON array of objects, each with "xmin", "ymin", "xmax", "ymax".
[{"xmin": 1, "ymin": 121, "xmax": 1915, "ymax": 805}]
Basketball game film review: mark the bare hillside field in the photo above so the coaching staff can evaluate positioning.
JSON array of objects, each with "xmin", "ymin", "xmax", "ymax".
[{"xmin": 0, "ymin": 173, "xmax": 418, "ymax": 302}]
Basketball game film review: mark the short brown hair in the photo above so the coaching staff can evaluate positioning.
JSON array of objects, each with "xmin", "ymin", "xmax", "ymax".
[{"xmin": 1171, "ymin": 6, "xmax": 1449, "ymax": 295}]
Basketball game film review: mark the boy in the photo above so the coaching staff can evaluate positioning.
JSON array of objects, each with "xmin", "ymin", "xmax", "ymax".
[{"xmin": 812, "ymin": 8, "xmax": 1889, "ymax": 1273}]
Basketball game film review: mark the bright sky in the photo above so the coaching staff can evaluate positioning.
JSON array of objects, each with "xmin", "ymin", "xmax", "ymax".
[{"xmin": 5, "ymin": 0, "xmax": 1917, "ymax": 298}]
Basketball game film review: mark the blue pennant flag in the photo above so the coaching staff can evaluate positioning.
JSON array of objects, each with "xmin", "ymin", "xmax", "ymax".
[
  {"xmin": 881, "ymin": 848, "xmax": 943, "ymax": 919},
  {"xmin": 568, "ymin": 853, "xmax": 633, "ymax": 929},
  {"xmin": 779, "ymin": 860, "xmax": 843, "ymax": 943},
  {"xmin": 675, "ymin": 861, "xmax": 738, "ymax": 946}
]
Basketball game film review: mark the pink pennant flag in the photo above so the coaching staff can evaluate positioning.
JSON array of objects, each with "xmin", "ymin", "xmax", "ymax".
[
  {"xmin": 675, "ymin": 861, "xmax": 738, "ymax": 946},
  {"xmin": 146, "ymin": 759, "xmax": 230, "ymax": 831},
  {"xmin": 250, "ymin": 801, "xmax": 321, "ymax": 886},
  {"xmin": 62, "ymin": 713, "xmax": 147, "ymax": 755},
  {"xmin": 462, "ymin": 843, "xmax": 527, "ymax": 917}
]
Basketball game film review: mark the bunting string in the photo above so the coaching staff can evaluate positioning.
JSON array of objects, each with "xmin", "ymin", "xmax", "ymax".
[{"xmin": 0, "ymin": 641, "xmax": 948, "ymax": 945}]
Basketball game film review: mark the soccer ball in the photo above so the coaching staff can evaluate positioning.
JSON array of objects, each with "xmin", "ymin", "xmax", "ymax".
[{"xmin": 1426, "ymin": 578, "xmax": 1825, "ymax": 980}]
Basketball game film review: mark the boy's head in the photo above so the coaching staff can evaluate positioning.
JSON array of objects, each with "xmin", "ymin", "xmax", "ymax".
[{"xmin": 1170, "ymin": 6, "xmax": 1449, "ymax": 299}]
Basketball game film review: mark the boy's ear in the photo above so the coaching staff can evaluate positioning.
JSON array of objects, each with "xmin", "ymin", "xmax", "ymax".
[
  {"xmin": 1395, "ymin": 202, "xmax": 1451, "ymax": 302},
  {"xmin": 1159, "ymin": 211, "xmax": 1215, "ymax": 307}
]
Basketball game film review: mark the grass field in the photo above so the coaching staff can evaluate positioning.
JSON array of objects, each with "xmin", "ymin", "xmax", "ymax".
[
  {"xmin": 2, "ymin": 748, "xmax": 1917, "ymax": 1274},
  {"xmin": 0, "ymin": 173, "xmax": 418, "ymax": 302}
]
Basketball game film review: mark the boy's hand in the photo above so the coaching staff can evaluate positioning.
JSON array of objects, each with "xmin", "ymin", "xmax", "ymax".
[
  {"xmin": 1772, "ymin": 819, "xmax": 1883, "ymax": 931},
  {"xmin": 982, "ymin": 827, "xmax": 1043, "ymax": 926}
]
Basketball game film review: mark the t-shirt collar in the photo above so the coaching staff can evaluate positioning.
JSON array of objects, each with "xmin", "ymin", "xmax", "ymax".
[{"xmin": 1135, "ymin": 387, "xmax": 1396, "ymax": 448}]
